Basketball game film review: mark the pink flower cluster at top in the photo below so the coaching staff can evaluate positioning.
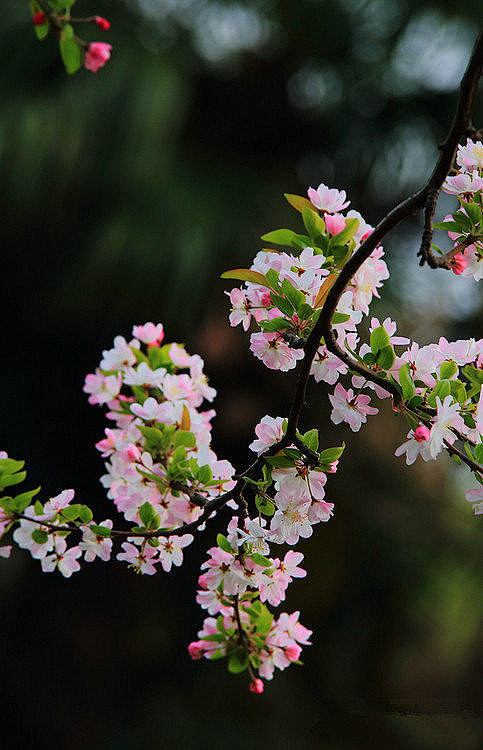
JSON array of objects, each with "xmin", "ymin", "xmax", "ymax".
[{"xmin": 442, "ymin": 138, "xmax": 483, "ymax": 281}]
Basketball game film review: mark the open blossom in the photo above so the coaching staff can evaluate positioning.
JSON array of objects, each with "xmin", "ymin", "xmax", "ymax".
[
  {"xmin": 250, "ymin": 332, "xmax": 304, "ymax": 371},
  {"xmin": 79, "ymin": 520, "xmax": 113, "ymax": 562},
  {"xmin": 427, "ymin": 396, "xmax": 465, "ymax": 459},
  {"xmin": 459, "ymin": 244, "xmax": 483, "ymax": 282},
  {"xmin": 324, "ymin": 213, "xmax": 346, "ymax": 235},
  {"xmin": 329, "ymin": 383, "xmax": 378, "ymax": 432},
  {"xmin": 132, "ymin": 323, "xmax": 164, "ymax": 344},
  {"xmin": 228, "ymin": 288, "xmax": 252, "ymax": 331},
  {"xmin": 456, "ymin": 138, "xmax": 483, "ymax": 171},
  {"xmin": 395, "ymin": 428, "xmax": 432, "ymax": 465},
  {"xmin": 116, "ymin": 541, "xmax": 158, "ymax": 575},
  {"xmin": 310, "ymin": 345, "xmax": 347, "ymax": 385},
  {"xmin": 83, "ymin": 371, "xmax": 122, "ymax": 405},
  {"xmin": 249, "ymin": 415, "xmax": 285, "ymax": 453},
  {"xmin": 158, "ymin": 534, "xmax": 194, "ymax": 572},
  {"xmin": 465, "ymin": 486, "xmax": 483, "ymax": 515},
  {"xmin": 307, "ymin": 183, "xmax": 350, "ymax": 213},
  {"xmin": 41, "ymin": 539, "xmax": 82, "ymax": 578},
  {"xmin": 443, "ymin": 171, "xmax": 483, "ymax": 195},
  {"xmin": 270, "ymin": 493, "xmax": 314, "ymax": 545}
]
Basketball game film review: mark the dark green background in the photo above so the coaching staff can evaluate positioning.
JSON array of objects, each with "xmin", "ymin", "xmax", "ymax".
[{"xmin": 0, "ymin": 1, "xmax": 482, "ymax": 747}]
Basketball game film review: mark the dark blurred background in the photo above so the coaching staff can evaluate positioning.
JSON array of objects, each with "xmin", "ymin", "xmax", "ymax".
[{"xmin": 1, "ymin": 1, "xmax": 482, "ymax": 747}]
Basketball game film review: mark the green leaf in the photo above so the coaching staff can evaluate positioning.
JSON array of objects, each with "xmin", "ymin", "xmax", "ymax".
[
  {"xmin": 90, "ymin": 525, "xmax": 112, "ymax": 537},
  {"xmin": 370, "ymin": 326, "xmax": 391, "ymax": 354},
  {"xmin": 298, "ymin": 303, "xmax": 314, "ymax": 320},
  {"xmin": 0, "ymin": 471, "xmax": 27, "ymax": 488},
  {"xmin": 172, "ymin": 430, "xmax": 196, "ymax": 449},
  {"xmin": 449, "ymin": 380, "xmax": 467, "ymax": 405},
  {"xmin": 261, "ymin": 230, "xmax": 311, "ymax": 249},
  {"xmin": 270, "ymin": 293, "xmax": 295, "ymax": 317},
  {"xmin": 259, "ymin": 317, "xmax": 292, "ymax": 333},
  {"xmin": 463, "ymin": 366, "xmax": 483, "ymax": 386},
  {"xmin": 301, "ymin": 429, "xmax": 319, "ymax": 452},
  {"xmin": 79, "ymin": 505, "xmax": 93, "ymax": 523},
  {"xmin": 333, "ymin": 217, "xmax": 359, "ymax": 246},
  {"xmin": 61, "ymin": 504, "xmax": 83, "ymax": 521},
  {"xmin": 197, "ymin": 464, "xmax": 213, "ymax": 485},
  {"xmin": 319, "ymin": 445, "xmax": 345, "ymax": 463},
  {"xmin": 31, "ymin": 529, "xmax": 48, "ymax": 544},
  {"xmin": 465, "ymin": 202, "xmax": 482, "ymax": 228},
  {"xmin": 139, "ymin": 502, "xmax": 155, "ymax": 527},
  {"xmin": 332, "ymin": 312, "xmax": 350, "ymax": 324},
  {"xmin": 220, "ymin": 268, "xmax": 269, "ymax": 287},
  {"xmin": 302, "ymin": 207, "xmax": 326, "ymax": 239},
  {"xmin": 255, "ymin": 605, "xmax": 273, "ymax": 634},
  {"xmin": 265, "ymin": 269, "xmax": 281, "ymax": 290},
  {"xmin": 30, "ymin": 1, "xmax": 50, "ymax": 39},
  {"xmin": 0, "ymin": 459, "xmax": 25, "ymax": 475},
  {"xmin": 376, "ymin": 345, "xmax": 396, "ymax": 370},
  {"xmin": 440, "ymin": 361, "xmax": 458, "ymax": 380},
  {"xmin": 228, "ymin": 649, "xmax": 248, "ymax": 674},
  {"xmin": 433, "ymin": 379, "xmax": 451, "ymax": 400},
  {"xmin": 34, "ymin": 500, "xmax": 44, "ymax": 516},
  {"xmin": 59, "ymin": 33, "xmax": 82, "ymax": 75},
  {"xmin": 207, "ymin": 649, "xmax": 226, "ymax": 660},
  {"xmin": 264, "ymin": 455, "xmax": 294, "ymax": 469},
  {"xmin": 216, "ymin": 533, "xmax": 233, "ymax": 554},
  {"xmin": 13, "ymin": 487, "xmax": 40, "ymax": 513},
  {"xmin": 284, "ymin": 193, "xmax": 315, "ymax": 213},
  {"xmin": 281, "ymin": 278, "xmax": 305, "ymax": 311},
  {"xmin": 249, "ymin": 553, "xmax": 272, "ymax": 567},
  {"xmin": 433, "ymin": 221, "xmax": 463, "ymax": 232},
  {"xmin": 255, "ymin": 495, "xmax": 275, "ymax": 516},
  {"xmin": 398, "ymin": 363, "xmax": 416, "ymax": 401},
  {"xmin": 138, "ymin": 425, "xmax": 164, "ymax": 449}
]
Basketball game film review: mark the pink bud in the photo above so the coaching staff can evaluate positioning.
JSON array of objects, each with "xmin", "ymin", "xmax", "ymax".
[
  {"xmin": 324, "ymin": 213, "xmax": 346, "ymax": 236},
  {"xmin": 187, "ymin": 641, "xmax": 205, "ymax": 660},
  {"xmin": 249, "ymin": 678, "xmax": 264, "ymax": 694},
  {"xmin": 327, "ymin": 460, "xmax": 339, "ymax": 473},
  {"xmin": 450, "ymin": 253, "xmax": 467, "ymax": 275},
  {"xmin": 126, "ymin": 444, "xmax": 141, "ymax": 462},
  {"xmin": 413, "ymin": 425, "xmax": 431, "ymax": 443},
  {"xmin": 95, "ymin": 16, "xmax": 111, "ymax": 31},
  {"xmin": 197, "ymin": 573, "xmax": 209, "ymax": 589},
  {"xmin": 285, "ymin": 644, "xmax": 302, "ymax": 661},
  {"xmin": 84, "ymin": 42, "xmax": 112, "ymax": 73}
]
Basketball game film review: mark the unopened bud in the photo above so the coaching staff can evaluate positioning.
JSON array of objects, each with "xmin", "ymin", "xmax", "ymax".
[
  {"xmin": 33, "ymin": 11, "xmax": 46, "ymax": 25},
  {"xmin": 249, "ymin": 678, "xmax": 264, "ymax": 694},
  {"xmin": 450, "ymin": 253, "xmax": 467, "ymax": 275},
  {"xmin": 95, "ymin": 16, "xmax": 111, "ymax": 31},
  {"xmin": 126, "ymin": 443, "xmax": 141, "ymax": 462},
  {"xmin": 414, "ymin": 425, "xmax": 431, "ymax": 443}
]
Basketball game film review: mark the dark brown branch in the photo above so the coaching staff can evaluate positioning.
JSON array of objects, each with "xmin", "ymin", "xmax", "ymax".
[
  {"xmin": 444, "ymin": 440, "xmax": 483, "ymax": 475},
  {"xmin": 417, "ymin": 33, "xmax": 483, "ymax": 268}
]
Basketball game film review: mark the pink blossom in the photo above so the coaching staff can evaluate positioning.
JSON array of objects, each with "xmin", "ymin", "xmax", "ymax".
[
  {"xmin": 83, "ymin": 371, "xmax": 122, "ymax": 405},
  {"xmin": 427, "ymin": 396, "xmax": 465, "ymax": 459},
  {"xmin": 188, "ymin": 641, "xmax": 206, "ymax": 659},
  {"xmin": 465, "ymin": 486, "xmax": 483, "ymax": 515},
  {"xmin": 310, "ymin": 346, "xmax": 347, "ymax": 385},
  {"xmin": 270, "ymin": 493, "xmax": 314, "ymax": 545},
  {"xmin": 158, "ymin": 534, "xmax": 194, "ymax": 572},
  {"xmin": 249, "ymin": 415, "xmax": 285, "ymax": 453},
  {"xmin": 443, "ymin": 171, "xmax": 483, "ymax": 195},
  {"xmin": 456, "ymin": 138, "xmax": 483, "ymax": 171},
  {"xmin": 41, "ymin": 539, "xmax": 82, "ymax": 578},
  {"xmin": 132, "ymin": 322, "xmax": 164, "ymax": 345},
  {"xmin": 250, "ymin": 332, "xmax": 304, "ymax": 371},
  {"xmin": 116, "ymin": 541, "xmax": 158, "ymax": 575},
  {"xmin": 228, "ymin": 288, "xmax": 252, "ymax": 331},
  {"xmin": 79, "ymin": 520, "xmax": 113, "ymax": 562},
  {"xmin": 84, "ymin": 42, "xmax": 112, "ymax": 73},
  {"xmin": 324, "ymin": 213, "xmax": 346, "ymax": 235},
  {"xmin": 450, "ymin": 253, "xmax": 467, "ymax": 275},
  {"xmin": 329, "ymin": 383, "xmax": 378, "ymax": 432},
  {"xmin": 395, "ymin": 429, "xmax": 433, "ymax": 465},
  {"xmin": 307, "ymin": 183, "xmax": 350, "ymax": 213}
]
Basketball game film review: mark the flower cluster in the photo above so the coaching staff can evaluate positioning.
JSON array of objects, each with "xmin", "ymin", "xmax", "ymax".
[
  {"xmin": 187, "ymin": 418, "xmax": 343, "ymax": 691},
  {"xmin": 224, "ymin": 154, "xmax": 483, "ymax": 514},
  {"xmin": 0, "ymin": 324, "xmax": 236, "ymax": 579},
  {"xmin": 440, "ymin": 137, "xmax": 483, "ymax": 281},
  {"xmin": 30, "ymin": 1, "xmax": 112, "ymax": 75}
]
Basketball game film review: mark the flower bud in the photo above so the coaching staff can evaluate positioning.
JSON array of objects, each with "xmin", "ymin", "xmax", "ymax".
[
  {"xmin": 187, "ymin": 641, "xmax": 205, "ymax": 660},
  {"xmin": 450, "ymin": 253, "xmax": 467, "ymax": 275},
  {"xmin": 197, "ymin": 573, "xmax": 209, "ymax": 589},
  {"xmin": 324, "ymin": 213, "xmax": 346, "ymax": 236},
  {"xmin": 327, "ymin": 460, "xmax": 338, "ymax": 473},
  {"xmin": 285, "ymin": 644, "xmax": 302, "ymax": 661},
  {"xmin": 413, "ymin": 425, "xmax": 431, "ymax": 443},
  {"xmin": 249, "ymin": 678, "xmax": 264, "ymax": 694},
  {"xmin": 95, "ymin": 16, "xmax": 111, "ymax": 31},
  {"xmin": 32, "ymin": 11, "xmax": 46, "ymax": 25},
  {"xmin": 84, "ymin": 42, "xmax": 112, "ymax": 73},
  {"xmin": 126, "ymin": 443, "xmax": 141, "ymax": 462}
]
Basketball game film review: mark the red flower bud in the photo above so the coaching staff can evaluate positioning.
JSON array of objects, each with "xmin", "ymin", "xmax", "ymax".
[
  {"xmin": 249, "ymin": 678, "xmax": 264, "ymax": 694},
  {"xmin": 449, "ymin": 253, "xmax": 467, "ymax": 275},
  {"xmin": 95, "ymin": 16, "xmax": 111, "ymax": 31},
  {"xmin": 32, "ymin": 11, "xmax": 46, "ymax": 25}
]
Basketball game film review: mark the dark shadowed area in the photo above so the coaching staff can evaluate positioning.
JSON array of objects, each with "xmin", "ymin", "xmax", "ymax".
[{"xmin": 1, "ymin": 1, "xmax": 482, "ymax": 748}]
